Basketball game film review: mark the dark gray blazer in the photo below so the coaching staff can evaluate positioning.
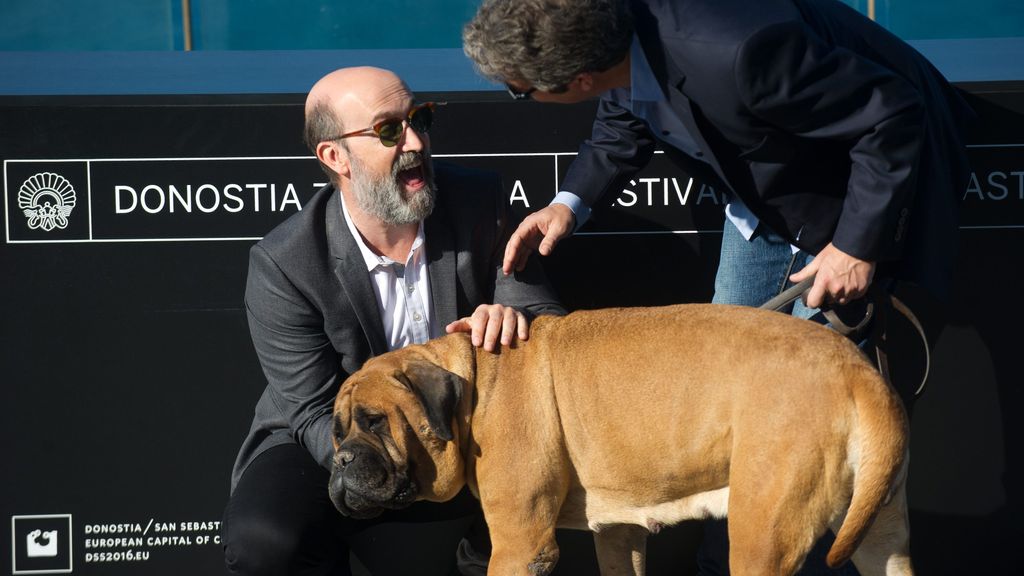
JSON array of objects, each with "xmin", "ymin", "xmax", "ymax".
[
  {"xmin": 564, "ymin": 0, "xmax": 973, "ymax": 298},
  {"xmin": 231, "ymin": 162, "xmax": 564, "ymax": 490}
]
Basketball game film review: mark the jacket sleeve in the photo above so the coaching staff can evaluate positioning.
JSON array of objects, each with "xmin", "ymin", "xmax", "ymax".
[
  {"xmin": 561, "ymin": 96, "xmax": 658, "ymax": 210},
  {"xmin": 244, "ymin": 243, "xmax": 341, "ymax": 470},
  {"xmin": 734, "ymin": 20, "xmax": 925, "ymax": 261},
  {"xmin": 484, "ymin": 172, "xmax": 567, "ymax": 318}
]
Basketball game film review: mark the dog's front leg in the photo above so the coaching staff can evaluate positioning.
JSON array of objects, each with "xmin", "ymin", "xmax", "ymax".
[
  {"xmin": 594, "ymin": 523, "xmax": 648, "ymax": 576},
  {"xmin": 476, "ymin": 460, "xmax": 566, "ymax": 576},
  {"xmin": 487, "ymin": 525, "xmax": 559, "ymax": 576}
]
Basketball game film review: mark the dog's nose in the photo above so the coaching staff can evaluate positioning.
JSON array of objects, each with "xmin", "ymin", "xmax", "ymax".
[{"xmin": 337, "ymin": 448, "xmax": 355, "ymax": 468}]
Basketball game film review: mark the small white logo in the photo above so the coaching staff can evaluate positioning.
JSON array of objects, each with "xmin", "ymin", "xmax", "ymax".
[
  {"xmin": 26, "ymin": 529, "xmax": 59, "ymax": 558},
  {"xmin": 18, "ymin": 172, "xmax": 77, "ymax": 231},
  {"xmin": 11, "ymin": 513, "xmax": 73, "ymax": 574}
]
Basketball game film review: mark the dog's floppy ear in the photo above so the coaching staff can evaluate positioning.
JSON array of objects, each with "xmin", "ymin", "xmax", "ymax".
[
  {"xmin": 332, "ymin": 384, "xmax": 353, "ymax": 448},
  {"xmin": 395, "ymin": 361, "xmax": 465, "ymax": 442}
]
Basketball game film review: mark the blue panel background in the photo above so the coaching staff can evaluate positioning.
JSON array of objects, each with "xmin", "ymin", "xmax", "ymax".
[
  {"xmin": 0, "ymin": 0, "xmax": 182, "ymax": 50},
  {"xmin": 857, "ymin": 0, "xmax": 1024, "ymax": 39},
  {"xmin": 1, "ymin": 0, "xmax": 1021, "ymax": 97},
  {"xmin": 1, "ymin": 0, "xmax": 1022, "ymax": 52},
  {"xmin": 190, "ymin": 0, "xmax": 480, "ymax": 50}
]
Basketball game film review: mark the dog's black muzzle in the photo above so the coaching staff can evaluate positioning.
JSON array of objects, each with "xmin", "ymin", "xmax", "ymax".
[{"xmin": 329, "ymin": 440, "xmax": 418, "ymax": 519}]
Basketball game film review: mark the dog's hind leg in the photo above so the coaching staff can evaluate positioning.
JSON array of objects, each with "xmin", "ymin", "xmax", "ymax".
[
  {"xmin": 844, "ymin": 471, "xmax": 913, "ymax": 576},
  {"xmin": 726, "ymin": 446, "xmax": 836, "ymax": 575},
  {"xmin": 593, "ymin": 523, "xmax": 647, "ymax": 576},
  {"xmin": 727, "ymin": 500, "xmax": 823, "ymax": 575}
]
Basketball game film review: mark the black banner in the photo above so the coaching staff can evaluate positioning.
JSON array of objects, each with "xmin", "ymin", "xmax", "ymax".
[{"xmin": 2, "ymin": 86, "xmax": 1023, "ymax": 575}]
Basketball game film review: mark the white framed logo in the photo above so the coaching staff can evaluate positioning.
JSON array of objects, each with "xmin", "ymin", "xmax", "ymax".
[
  {"xmin": 11, "ymin": 514, "xmax": 73, "ymax": 574},
  {"xmin": 17, "ymin": 172, "xmax": 77, "ymax": 232}
]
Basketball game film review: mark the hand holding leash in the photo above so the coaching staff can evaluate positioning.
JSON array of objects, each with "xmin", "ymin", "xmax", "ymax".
[{"xmin": 788, "ymin": 242, "xmax": 875, "ymax": 308}]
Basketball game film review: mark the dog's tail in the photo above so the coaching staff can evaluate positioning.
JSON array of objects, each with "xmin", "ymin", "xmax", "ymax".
[{"xmin": 826, "ymin": 364, "xmax": 909, "ymax": 568}]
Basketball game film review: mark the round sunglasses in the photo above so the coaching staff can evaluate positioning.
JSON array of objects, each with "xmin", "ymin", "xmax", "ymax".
[{"xmin": 329, "ymin": 102, "xmax": 444, "ymax": 147}]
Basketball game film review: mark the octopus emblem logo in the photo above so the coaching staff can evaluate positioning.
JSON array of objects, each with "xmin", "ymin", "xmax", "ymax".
[{"xmin": 18, "ymin": 172, "xmax": 77, "ymax": 231}]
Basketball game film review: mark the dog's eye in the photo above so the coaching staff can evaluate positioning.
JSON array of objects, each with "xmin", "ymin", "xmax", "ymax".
[
  {"xmin": 355, "ymin": 407, "xmax": 389, "ymax": 435},
  {"xmin": 366, "ymin": 414, "xmax": 388, "ymax": 434}
]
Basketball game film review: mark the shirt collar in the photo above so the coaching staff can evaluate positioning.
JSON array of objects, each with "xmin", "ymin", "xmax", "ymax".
[
  {"xmin": 630, "ymin": 33, "xmax": 663, "ymax": 103},
  {"xmin": 339, "ymin": 189, "xmax": 425, "ymax": 272}
]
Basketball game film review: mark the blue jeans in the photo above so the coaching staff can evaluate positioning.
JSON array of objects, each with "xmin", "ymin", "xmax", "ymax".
[
  {"xmin": 712, "ymin": 220, "xmax": 817, "ymax": 318},
  {"xmin": 698, "ymin": 222, "xmax": 860, "ymax": 576}
]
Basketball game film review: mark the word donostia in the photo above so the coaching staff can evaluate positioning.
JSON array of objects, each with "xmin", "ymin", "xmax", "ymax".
[{"xmin": 113, "ymin": 183, "xmax": 304, "ymax": 214}]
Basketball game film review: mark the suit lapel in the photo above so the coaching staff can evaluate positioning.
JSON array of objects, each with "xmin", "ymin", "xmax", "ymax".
[
  {"xmin": 664, "ymin": 83, "xmax": 739, "ymax": 195},
  {"xmin": 325, "ymin": 189, "xmax": 389, "ymax": 357},
  {"xmin": 425, "ymin": 193, "xmax": 459, "ymax": 327},
  {"xmin": 634, "ymin": 17, "xmax": 738, "ymax": 195}
]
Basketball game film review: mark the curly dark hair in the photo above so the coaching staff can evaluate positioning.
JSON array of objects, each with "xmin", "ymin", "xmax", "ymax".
[{"xmin": 463, "ymin": 0, "xmax": 634, "ymax": 91}]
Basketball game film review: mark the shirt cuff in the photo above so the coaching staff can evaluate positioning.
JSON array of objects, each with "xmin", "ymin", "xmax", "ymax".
[{"xmin": 551, "ymin": 191, "xmax": 591, "ymax": 232}]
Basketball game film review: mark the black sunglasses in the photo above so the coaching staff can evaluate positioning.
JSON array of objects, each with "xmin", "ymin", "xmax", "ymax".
[
  {"xmin": 330, "ymin": 102, "xmax": 443, "ymax": 147},
  {"xmin": 506, "ymin": 81, "xmax": 573, "ymax": 100},
  {"xmin": 505, "ymin": 82, "xmax": 537, "ymax": 101}
]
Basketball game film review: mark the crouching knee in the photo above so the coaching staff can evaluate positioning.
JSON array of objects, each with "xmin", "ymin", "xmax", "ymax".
[{"xmin": 223, "ymin": 518, "xmax": 309, "ymax": 576}]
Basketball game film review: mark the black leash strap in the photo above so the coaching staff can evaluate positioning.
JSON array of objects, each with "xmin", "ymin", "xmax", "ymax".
[
  {"xmin": 759, "ymin": 277, "xmax": 816, "ymax": 313},
  {"xmin": 758, "ymin": 274, "xmax": 875, "ymax": 337}
]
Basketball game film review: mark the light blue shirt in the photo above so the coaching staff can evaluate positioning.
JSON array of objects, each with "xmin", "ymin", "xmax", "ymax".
[{"xmin": 554, "ymin": 35, "xmax": 761, "ymax": 241}]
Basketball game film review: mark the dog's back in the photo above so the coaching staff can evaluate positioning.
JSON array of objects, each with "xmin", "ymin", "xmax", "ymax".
[{"xmin": 523, "ymin": 303, "xmax": 910, "ymax": 572}]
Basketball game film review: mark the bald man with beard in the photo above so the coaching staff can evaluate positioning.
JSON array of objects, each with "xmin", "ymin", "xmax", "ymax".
[{"xmin": 221, "ymin": 67, "xmax": 564, "ymax": 576}]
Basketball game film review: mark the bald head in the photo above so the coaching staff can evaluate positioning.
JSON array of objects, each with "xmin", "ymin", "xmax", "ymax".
[
  {"xmin": 307, "ymin": 67, "xmax": 410, "ymax": 115},
  {"xmin": 306, "ymin": 68, "xmax": 412, "ymax": 138},
  {"xmin": 303, "ymin": 67, "xmax": 416, "ymax": 183}
]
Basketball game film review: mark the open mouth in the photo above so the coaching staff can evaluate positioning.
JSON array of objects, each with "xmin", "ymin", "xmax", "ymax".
[
  {"xmin": 394, "ymin": 152, "xmax": 430, "ymax": 191},
  {"xmin": 397, "ymin": 163, "xmax": 426, "ymax": 190}
]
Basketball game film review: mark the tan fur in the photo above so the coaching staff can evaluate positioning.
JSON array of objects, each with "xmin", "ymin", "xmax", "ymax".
[{"xmin": 333, "ymin": 304, "xmax": 913, "ymax": 576}]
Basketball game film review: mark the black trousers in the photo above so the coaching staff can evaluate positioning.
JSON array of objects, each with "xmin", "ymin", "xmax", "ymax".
[{"xmin": 222, "ymin": 444, "xmax": 489, "ymax": 576}]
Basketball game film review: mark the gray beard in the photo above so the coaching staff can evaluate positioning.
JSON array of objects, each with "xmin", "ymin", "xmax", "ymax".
[{"xmin": 350, "ymin": 151, "xmax": 436, "ymax": 225}]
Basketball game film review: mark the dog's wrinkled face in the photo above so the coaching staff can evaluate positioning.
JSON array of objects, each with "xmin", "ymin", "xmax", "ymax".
[{"xmin": 329, "ymin": 355, "xmax": 467, "ymax": 518}]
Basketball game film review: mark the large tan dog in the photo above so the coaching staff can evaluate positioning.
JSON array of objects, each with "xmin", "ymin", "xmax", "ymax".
[{"xmin": 329, "ymin": 304, "xmax": 912, "ymax": 576}]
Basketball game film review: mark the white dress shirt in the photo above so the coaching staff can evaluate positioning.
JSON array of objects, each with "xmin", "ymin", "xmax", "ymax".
[{"xmin": 340, "ymin": 193, "xmax": 437, "ymax": 351}]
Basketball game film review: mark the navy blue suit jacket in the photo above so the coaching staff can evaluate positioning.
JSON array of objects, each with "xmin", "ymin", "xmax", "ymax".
[{"xmin": 563, "ymin": 0, "xmax": 973, "ymax": 297}]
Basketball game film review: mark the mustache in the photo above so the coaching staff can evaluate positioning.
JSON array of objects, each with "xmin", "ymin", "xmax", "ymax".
[{"xmin": 394, "ymin": 151, "xmax": 425, "ymax": 173}]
